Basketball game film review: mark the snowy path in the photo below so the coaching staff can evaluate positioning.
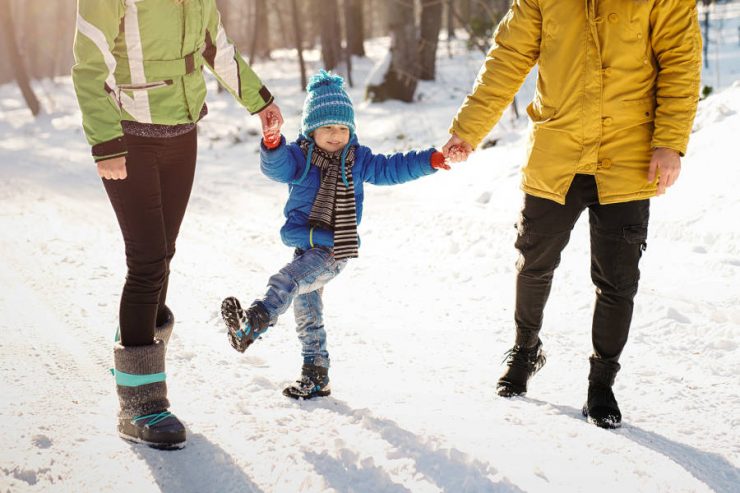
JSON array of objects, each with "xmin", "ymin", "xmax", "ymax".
[{"xmin": 2, "ymin": 31, "xmax": 740, "ymax": 492}]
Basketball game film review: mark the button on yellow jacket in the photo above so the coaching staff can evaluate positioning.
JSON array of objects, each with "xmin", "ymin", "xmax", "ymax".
[{"xmin": 450, "ymin": 0, "xmax": 702, "ymax": 204}]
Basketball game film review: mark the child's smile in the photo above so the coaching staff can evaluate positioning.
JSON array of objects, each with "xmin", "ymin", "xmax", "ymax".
[{"xmin": 313, "ymin": 125, "xmax": 350, "ymax": 153}]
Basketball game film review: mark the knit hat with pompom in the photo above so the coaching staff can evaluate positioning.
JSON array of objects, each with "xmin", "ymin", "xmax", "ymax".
[{"xmin": 301, "ymin": 70, "xmax": 355, "ymax": 138}]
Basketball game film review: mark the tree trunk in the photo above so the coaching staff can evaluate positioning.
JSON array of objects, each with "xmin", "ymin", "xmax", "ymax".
[
  {"xmin": 1, "ymin": 0, "xmax": 40, "ymax": 115},
  {"xmin": 255, "ymin": 0, "xmax": 270, "ymax": 59},
  {"xmin": 316, "ymin": 0, "xmax": 342, "ymax": 70},
  {"xmin": 249, "ymin": 0, "xmax": 270, "ymax": 63},
  {"xmin": 344, "ymin": 0, "xmax": 365, "ymax": 57},
  {"xmin": 446, "ymin": 0, "xmax": 455, "ymax": 39},
  {"xmin": 366, "ymin": 0, "xmax": 417, "ymax": 103},
  {"xmin": 290, "ymin": 0, "xmax": 307, "ymax": 90},
  {"xmin": 419, "ymin": 0, "xmax": 443, "ymax": 80}
]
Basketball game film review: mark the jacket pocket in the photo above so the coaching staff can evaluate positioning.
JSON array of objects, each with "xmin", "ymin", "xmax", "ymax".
[
  {"xmin": 613, "ymin": 97, "xmax": 655, "ymax": 129},
  {"xmin": 526, "ymin": 101, "xmax": 557, "ymax": 124},
  {"xmin": 118, "ymin": 80, "xmax": 173, "ymax": 91}
]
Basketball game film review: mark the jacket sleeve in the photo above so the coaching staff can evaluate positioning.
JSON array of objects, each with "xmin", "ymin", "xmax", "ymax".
[
  {"xmin": 361, "ymin": 148, "xmax": 436, "ymax": 186},
  {"xmin": 72, "ymin": 0, "xmax": 127, "ymax": 162},
  {"xmin": 649, "ymin": 0, "xmax": 702, "ymax": 155},
  {"xmin": 449, "ymin": 0, "xmax": 542, "ymax": 149},
  {"xmin": 203, "ymin": 1, "xmax": 273, "ymax": 114},
  {"xmin": 260, "ymin": 138, "xmax": 302, "ymax": 183}
]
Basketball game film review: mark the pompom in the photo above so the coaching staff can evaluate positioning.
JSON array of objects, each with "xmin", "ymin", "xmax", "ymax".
[{"xmin": 306, "ymin": 70, "xmax": 345, "ymax": 92}]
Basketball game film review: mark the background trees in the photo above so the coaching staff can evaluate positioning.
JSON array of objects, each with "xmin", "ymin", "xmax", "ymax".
[{"xmin": 0, "ymin": 0, "xmax": 515, "ymax": 113}]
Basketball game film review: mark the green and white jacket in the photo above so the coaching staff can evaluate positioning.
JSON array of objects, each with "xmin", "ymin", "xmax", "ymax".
[{"xmin": 73, "ymin": 0, "xmax": 273, "ymax": 162}]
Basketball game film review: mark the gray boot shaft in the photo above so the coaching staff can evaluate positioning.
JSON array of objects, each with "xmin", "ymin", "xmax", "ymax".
[{"xmin": 114, "ymin": 340, "xmax": 169, "ymax": 419}]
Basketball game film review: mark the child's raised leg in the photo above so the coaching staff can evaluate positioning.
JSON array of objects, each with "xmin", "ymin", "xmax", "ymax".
[{"xmin": 222, "ymin": 247, "xmax": 346, "ymax": 353}]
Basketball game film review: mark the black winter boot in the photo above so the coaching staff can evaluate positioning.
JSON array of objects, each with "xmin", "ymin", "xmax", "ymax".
[
  {"xmin": 582, "ymin": 357, "xmax": 622, "ymax": 429},
  {"xmin": 496, "ymin": 339, "xmax": 546, "ymax": 397},
  {"xmin": 114, "ymin": 340, "xmax": 186, "ymax": 450},
  {"xmin": 283, "ymin": 364, "xmax": 331, "ymax": 400},
  {"xmin": 221, "ymin": 297, "xmax": 271, "ymax": 353}
]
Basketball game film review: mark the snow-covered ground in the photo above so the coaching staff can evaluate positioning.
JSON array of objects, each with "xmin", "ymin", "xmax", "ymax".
[{"xmin": 1, "ymin": 4, "xmax": 739, "ymax": 492}]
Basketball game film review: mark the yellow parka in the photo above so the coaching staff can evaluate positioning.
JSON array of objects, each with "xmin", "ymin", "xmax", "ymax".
[{"xmin": 450, "ymin": 0, "xmax": 702, "ymax": 204}]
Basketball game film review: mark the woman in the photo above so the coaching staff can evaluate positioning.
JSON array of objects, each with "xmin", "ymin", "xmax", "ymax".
[{"xmin": 72, "ymin": 0, "xmax": 283, "ymax": 450}]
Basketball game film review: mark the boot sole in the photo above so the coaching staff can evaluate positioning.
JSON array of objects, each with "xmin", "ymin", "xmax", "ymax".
[
  {"xmin": 221, "ymin": 297, "xmax": 245, "ymax": 332},
  {"xmin": 221, "ymin": 297, "xmax": 252, "ymax": 352},
  {"xmin": 581, "ymin": 407, "xmax": 622, "ymax": 429},
  {"xmin": 496, "ymin": 384, "xmax": 526, "ymax": 398},
  {"xmin": 282, "ymin": 387, "xmax": 331, "ymax": 400},
  {"xmin": 118, "ymin": 431, "xmax": 186, "ymax": 450}
]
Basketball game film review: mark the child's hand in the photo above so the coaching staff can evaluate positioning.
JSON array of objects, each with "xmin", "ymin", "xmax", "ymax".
[
  {"xmin": 259, "ymin": 103, "xmax": 283, "ymax": 149},
  {"xmin": 263, "ymin": 130, "xmax": 282, "ymax": 149},
  {"xmin": 442, "ymin": 134, "xmax": 473, "ymax": 163},
  {"xmin": 430, "ymin": 151, "xmax": 450, "ymax": 170}
]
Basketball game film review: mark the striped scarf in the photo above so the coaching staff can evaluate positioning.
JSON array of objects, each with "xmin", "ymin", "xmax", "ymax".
[{"xmin": 300, "ymin": 141, "xmax": 359, "ymax": 260}]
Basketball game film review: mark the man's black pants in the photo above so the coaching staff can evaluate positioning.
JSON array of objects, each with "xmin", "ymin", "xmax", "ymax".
[
  {"xmin": 514, "ymin": 174, "xmax": 649, "ymax": 362},
  {"xmin": 103, "ymin": 129, "xmax": 197, "ymax": 346}
]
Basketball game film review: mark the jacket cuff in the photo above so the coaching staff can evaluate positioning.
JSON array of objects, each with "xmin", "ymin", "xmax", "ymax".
[
  {"xmin": 92, "ymin": 136, "xmax": 127, "ymax": 162},
  {"xmin": 261, "ymin": 134, "xmax": 285, "ymax": 151},
  {"xmin": 448, "ymin": 122, "xmax": 479, "ymax": 150},
  {"xmin": 250, "ymin": 86, "xmax": 275, "ymax": 115},
  {"xmin": 651, "ymin": 140, "xmax": 687, "ymax": 157}
]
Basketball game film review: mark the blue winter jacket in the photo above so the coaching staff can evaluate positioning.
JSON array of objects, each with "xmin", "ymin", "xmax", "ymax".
[{"xmin": 261, "ymin": 134, "xmax": 437, "ymax": 250}]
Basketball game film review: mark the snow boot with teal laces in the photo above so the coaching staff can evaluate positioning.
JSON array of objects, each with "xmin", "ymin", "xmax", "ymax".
[
  {"xmin": 283, "ymin": 364, "xmax": 331, "ymax": 400},
  {"xmin": 113, "ymin": 334, "xmax": 185, "ymax": 450}
]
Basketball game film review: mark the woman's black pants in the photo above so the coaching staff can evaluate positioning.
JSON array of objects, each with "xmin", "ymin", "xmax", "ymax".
[
  {"xmin": 103, "ymin": 130, "xmax": 197, "ymax": 346},
  {"xmin": 514, "ymin": 174, "xmax": 650, "ymax": 362}
]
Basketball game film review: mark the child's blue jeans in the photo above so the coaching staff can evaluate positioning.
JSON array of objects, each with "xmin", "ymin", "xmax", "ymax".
[{"xmin": 258, "ymin": 247, "xmax": 348, "ymax": 369}]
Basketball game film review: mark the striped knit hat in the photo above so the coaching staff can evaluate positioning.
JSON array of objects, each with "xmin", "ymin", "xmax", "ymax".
[{"xmin": 301, "ymin": 70, "xmax": 355, "ymax": 138}]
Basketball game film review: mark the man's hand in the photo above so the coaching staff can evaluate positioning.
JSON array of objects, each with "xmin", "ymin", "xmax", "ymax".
[
  {"xmin": 442, "ymin": 133, "xmax": 473, "ymax": 163},
  {"xmin": 648, "ymin": 147, "xmax": 681, "ymax": 195},
  {"xmin": 97, "ymin": 156, "xmax": 127, "ymax": 180}
]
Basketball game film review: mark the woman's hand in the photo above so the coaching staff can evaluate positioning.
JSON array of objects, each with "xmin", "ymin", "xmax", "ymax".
[
  {"xmin": 259, "ymin": 103, "xmax": 283, "ymax": 149},
  {"xmin": 259, "ymin": 102, "xmax": 284, "ymax": 134},
  {"xmin": 97, "ymin": 156, "xmax": 127, "ymax": 180}
]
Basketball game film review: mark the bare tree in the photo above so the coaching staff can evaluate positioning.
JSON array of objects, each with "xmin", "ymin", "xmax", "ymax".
[
  {"xmin": 249, "ymin": 0, "xmax": 270, "ymax": 63},
  {"xmin": 315, "ymin": 0, "xmax": 342, "ymax": 70},
  {"xmin": 290, "ymin": 0, "xmax": 308, "ymax": 90},
  {"xmin": 366, "ymin": 0, "xmax": 417, "ymax": 103},
  {"xmin": 344, "ymin": 0, "xmax": 365, "ymax": 57},
  {"xmin": 419, "ymin": 0, "xmax": 443, "ymax": 80},
  {"xmin": 1, "ymin": 0, "xmax": 40, "ymax": 115},
  {"xmin": 446, "ymin": 0, "xmax": 455, "ymax": 40}
]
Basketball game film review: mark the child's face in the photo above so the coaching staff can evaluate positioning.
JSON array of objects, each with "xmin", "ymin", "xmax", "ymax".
[{"xmin": 312, "ymin": 125, "xmax": 350, "ymax": 153}]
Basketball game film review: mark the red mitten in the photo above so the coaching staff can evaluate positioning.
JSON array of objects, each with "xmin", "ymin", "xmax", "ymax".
[
  {"xmin": 430, "ymin": 151, "xmax": 450, "ymax": 170},
  {"xmin": 263, "ymin": 132, "xmax": 282, "ymax": 149}
]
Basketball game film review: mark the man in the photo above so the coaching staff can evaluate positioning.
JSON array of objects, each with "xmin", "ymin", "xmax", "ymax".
[{"xmin": 444, "ymin": 0, "xmax": 701, "ymax": 428}]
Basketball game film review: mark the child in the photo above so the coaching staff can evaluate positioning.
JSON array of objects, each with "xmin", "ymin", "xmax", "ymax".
[{"xmin": 221, "ymin": 71, "xmax": 449, "ymax": 399}]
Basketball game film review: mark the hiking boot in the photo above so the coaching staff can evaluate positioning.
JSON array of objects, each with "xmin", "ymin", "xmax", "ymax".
[
  {"xmin": 118, "ymin": 411, "xmax": 186, "ymax": 450},
  {"xmin": 582, "ymin": 356, "xmax": 622, "ymax": 428},
  {"xmin": 283, "ymin": 364, "xmax": 331, "ymax": 400},
  {"xmin": 221, "ymin": 297, "xmax": 271, "ymax": 353},
  {"xmin": 582, "ymin": 384, "xmax": 622, "ymax": 429},
  {"xmin": 496, "ymin": 339, "xmax": 546, "ymax": 397}
]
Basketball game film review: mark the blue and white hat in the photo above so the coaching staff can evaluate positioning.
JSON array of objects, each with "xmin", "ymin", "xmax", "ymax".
[{"xmin": 301, "ymin": 70, "xmax": 356, "ymax": 138}]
